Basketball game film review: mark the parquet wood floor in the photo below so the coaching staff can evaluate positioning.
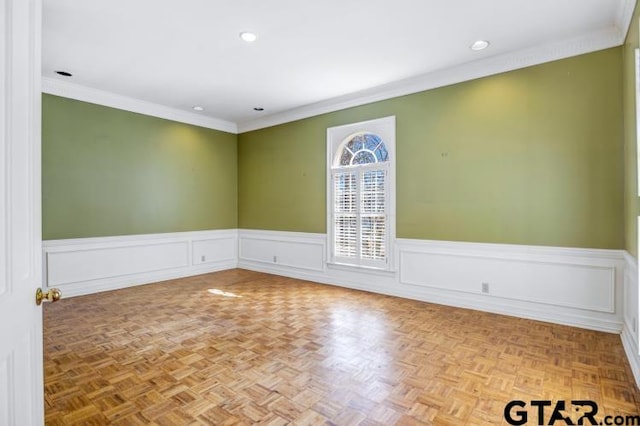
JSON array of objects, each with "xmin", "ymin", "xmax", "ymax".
[{"xmin": 44, "ymin": 269, "xmax": 640, "ymax": 425}]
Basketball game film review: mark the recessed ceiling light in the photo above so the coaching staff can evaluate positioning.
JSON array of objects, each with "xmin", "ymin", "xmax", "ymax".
[
  {"xmin": 240, "ymin": 32, "xmax": 257, "ymax": 43},
  {"xmin": 192, "ymin": 106, "xmax": 204, "ymax": 111},
  {"xmin": 55, "ymin": 70, "xmax": 72, "ymax": 77},
  {"xmin": 470, "ymin": 40, "xmax": 490, "ymax": 51},
  {"xmin": 253, "ymin": 107, "xmax": 264, "ymax": 111}
]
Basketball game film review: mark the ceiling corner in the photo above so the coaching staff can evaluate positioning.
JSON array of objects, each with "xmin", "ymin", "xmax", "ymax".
[
  {"xmin": 237, "ymin": 25, "xmax": 623, "ymax": 134},
  {"xmin": 615, "ymin": 0, "xmax": 637, "ymax": 42},
  {"xmin": 41, "ymin": 78, "xmax": 239, "ymax": 134}
]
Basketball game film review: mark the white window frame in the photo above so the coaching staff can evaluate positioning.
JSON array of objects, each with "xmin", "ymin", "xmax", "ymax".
[{"xmin": 326, "ymin": 116, "xmax": 396, "ymax": 271}]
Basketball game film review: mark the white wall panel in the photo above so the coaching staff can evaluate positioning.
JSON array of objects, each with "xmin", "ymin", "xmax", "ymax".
[
  {"xmin": 193, "ymin": 237, "xmax": 236, "ymax": 265},
  {"xmin": 43, "ymin": 230, "xmax": 237, "ymax": 297},
  {"xmin": 47, "ymin": 241, "xmax": 189, "ymax": 286},
  {"xmin": 622, "ymin": 252, "xmax": 640, "ymax": 388},
  {"xmin": 400, "ymin": 251, "xmax": 615, "ymax": 313},
  {"xmin": 239, "ymin": 230, "xmax": 325, "ymax": 272}
]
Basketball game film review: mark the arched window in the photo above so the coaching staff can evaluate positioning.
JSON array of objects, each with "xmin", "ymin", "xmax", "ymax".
[{"xmin": 327, "ymin": 117, "xmax": 395, "ymax": 270}]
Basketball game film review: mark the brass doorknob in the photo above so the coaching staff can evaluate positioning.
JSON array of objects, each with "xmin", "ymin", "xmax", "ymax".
[{"xmin": 36, "ymin": 288, "xmax": 62, "ymax": 306}]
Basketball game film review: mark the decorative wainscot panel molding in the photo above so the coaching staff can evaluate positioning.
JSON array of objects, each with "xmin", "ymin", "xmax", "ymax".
[
  {"xmin": 47, "ymin": 228, "xmax": 628, "ymax": 334},
  {"xmin": 397, "ymin": 239, "xmax": 624, "ymax": 332},
  {"xmin": 621, "ymin": 251, "xmax": 640, "ymax": 388},
  {"xmin": 43, "ymin": 229, "xmax": 237, "ymax": 297},
  {"xmin": 239, "ymin": 230, "xmax": 325, "ymax": 273},
  {"xmin": 238, "ymin": 230, "xmax": 626, "ymax": 333}
]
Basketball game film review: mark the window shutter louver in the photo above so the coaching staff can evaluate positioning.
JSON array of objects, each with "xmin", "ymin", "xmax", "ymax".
[
  {"xmin": 360, "ymin": 170, "xmax": 386, "ymax": 261},
  {"xmin": 334, "ymin": 172, "xmax": 357, "ymax": 258}
]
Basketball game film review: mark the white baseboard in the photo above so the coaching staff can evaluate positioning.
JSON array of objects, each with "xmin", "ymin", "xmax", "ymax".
[
  {"xmin": 238, "ymin": 229, "xmax": 626, "ymax": 333},
  {"xmin": 43, "ymin": 229, "xmax": 238, "ymax": 297}
]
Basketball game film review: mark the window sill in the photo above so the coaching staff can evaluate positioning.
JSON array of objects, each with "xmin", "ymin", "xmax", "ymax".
[{"xmin": 327, "ymin": 261, "xmax": 397, "ymax": 276}]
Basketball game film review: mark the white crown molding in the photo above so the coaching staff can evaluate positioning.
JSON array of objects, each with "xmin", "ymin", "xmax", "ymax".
[
  {"xmin": 616, "ymin": 0, "xmax": 637, "ymax": 40},
  {"xmin": 43, "ymin": 8, "xmax": 635, "ymax": 136},
  {"xmin": 237, "ymin": 26, "xmax": 624, "ymax": 133},
  {"xmin": 42, "ymin": 77, "xmax": 238, "ymax": 134}
]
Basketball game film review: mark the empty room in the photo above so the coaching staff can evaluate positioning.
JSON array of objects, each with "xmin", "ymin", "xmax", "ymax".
[{"xmin": 3, "ymin": 0, "xmax": 640, "ymax": 425}]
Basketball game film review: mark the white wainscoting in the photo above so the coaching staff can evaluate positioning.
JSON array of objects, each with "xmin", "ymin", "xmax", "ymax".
[
  {"xmin": 622, "ymin": 251, "xmax": 640, "ymax": 387},
  {"xmin": 44, "ymin": 228, "xmax": 639, "ymax": 384},
  {"xmin": 44, "ymin": 227, "xmax": 630, "ymax": 333},
  {"xmin": 238, "ymin": 229, "xmax": 626, "ymax": 333},
  {"xmin": 43, "ymin": 229, "xmax": 238, "ymax": 297},
  {"xmin": 239, "ymin": 231, "xmax": 325, "ymax": 272}
]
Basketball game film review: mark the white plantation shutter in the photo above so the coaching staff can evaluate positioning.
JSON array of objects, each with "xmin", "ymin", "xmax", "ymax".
[
  {"xmin": 334, "ymin": 215, "xmax": 357, "ymax": 257},
  {"xmin": 331, "ymin": 165, "xmax": 388, "ymax": 267},
  {"xmin": 361, "ymin": 215, "xmax": 385, "ymax": 260},
  {"xmin": 360, "ymin": 170, "xmax": 386, "ymax": 261},
  {"xmin": 334, "ymin": 172, "xmax": 357, "ymax": 258}
]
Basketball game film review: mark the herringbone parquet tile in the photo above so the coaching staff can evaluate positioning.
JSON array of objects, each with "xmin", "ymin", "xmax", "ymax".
[{"xmin": 44, "ymin": 269, "xmax": 640, "ymax": 425}]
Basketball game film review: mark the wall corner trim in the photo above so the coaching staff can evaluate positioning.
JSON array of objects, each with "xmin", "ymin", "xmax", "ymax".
[{"xmin": 622, "ymin": 250, "xmax": 640, "ymax": 388}]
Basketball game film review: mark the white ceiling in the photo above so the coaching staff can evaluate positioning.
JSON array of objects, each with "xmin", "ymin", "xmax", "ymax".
[{"xmin": 42, "ymin": 0, "xmax": 634, "ymax": 133}]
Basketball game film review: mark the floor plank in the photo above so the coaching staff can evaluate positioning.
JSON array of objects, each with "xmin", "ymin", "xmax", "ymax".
[{"xmin": 44, "ymin": 269, "xmax": 640, "ymax": 424}]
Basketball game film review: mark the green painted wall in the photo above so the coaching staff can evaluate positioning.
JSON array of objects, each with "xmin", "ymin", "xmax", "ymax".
[
  {"xmin": 624, "ymin": 1, "xmax": 640, "ymax": 257},
  {"xmin": 239, "ymin": 48, "xmax": 624, "ymax": 249},
  {"xmin": 43, "ymin": 47, "xmax": 625, "ymax": 249},
  {"xmin": 42, "ymin": 94, "xmax": 237, "ymax": 239}
]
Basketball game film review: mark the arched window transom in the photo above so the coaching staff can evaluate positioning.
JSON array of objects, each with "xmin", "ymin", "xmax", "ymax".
[{"xmin": 337, "ymin": 133, "xmax": 389, "ymax": 166}]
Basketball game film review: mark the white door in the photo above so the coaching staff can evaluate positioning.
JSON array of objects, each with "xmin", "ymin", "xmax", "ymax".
[{"xmin": 0, "ymin": 0, "xmax": 45, "ymax": 425}]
